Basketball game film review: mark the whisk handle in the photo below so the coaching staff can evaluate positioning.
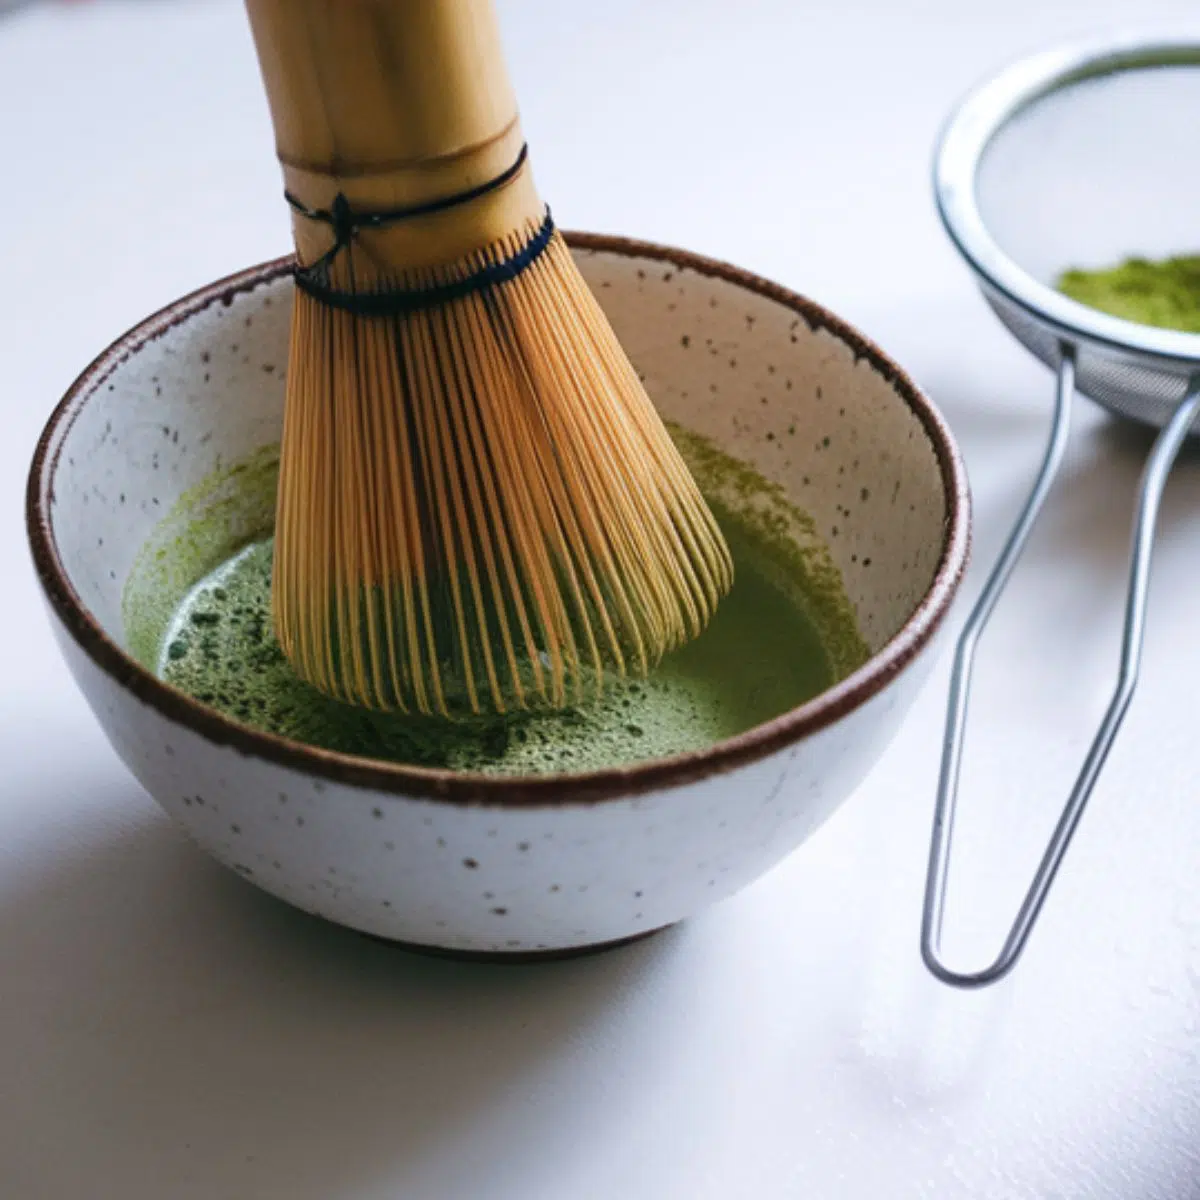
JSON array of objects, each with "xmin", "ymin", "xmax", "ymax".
[
  {"xmin": 245, "ymin": 0, "xmax": 541, "ymax": 267},
  {"xmin": 246, "ymin": 0, "xmax": 520, "ymax": 178}
]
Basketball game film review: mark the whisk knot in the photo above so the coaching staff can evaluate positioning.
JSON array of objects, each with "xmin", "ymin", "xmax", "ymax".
[
  {"xmin": 281, "ymin": 144, "xmax": 550, "ymax": 316},
  {"xmin": 329, "ymin": 193, "xmax": 356, "ymax": 249}
]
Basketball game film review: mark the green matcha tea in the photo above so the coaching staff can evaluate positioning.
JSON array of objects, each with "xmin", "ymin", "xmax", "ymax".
[
  {"xmin": 1057, "ymin": 254, "xmax": 1200, "ymax": 333},
  {"xmin": 127, "ymin": 432, "xmax": 869, "ymax": 775}
]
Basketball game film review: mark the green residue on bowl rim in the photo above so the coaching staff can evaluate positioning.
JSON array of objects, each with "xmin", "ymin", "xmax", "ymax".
[
  {"xmin": 123, "ymin": 442, "xmax": 281, "ymax": 670},
  {"xmin": 667, "ymin": 422, "xmax": 869, "ymax": 680}
]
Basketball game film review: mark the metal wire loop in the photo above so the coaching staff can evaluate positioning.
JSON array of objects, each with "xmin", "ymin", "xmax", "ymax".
[{"xmin": 921, "ymin": 351, "xmax": 1200, "ymax": 988}]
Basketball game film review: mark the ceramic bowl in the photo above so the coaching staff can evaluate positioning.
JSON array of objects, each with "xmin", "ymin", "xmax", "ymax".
[{"xmin": 27, "ymin": 234, "xmax": 969, "ymax": 958}]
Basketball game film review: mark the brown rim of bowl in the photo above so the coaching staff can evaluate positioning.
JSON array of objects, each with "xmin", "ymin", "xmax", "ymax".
[{"xmin": 26, "ymin": 231, "xmax": 971, "ymax": 809}]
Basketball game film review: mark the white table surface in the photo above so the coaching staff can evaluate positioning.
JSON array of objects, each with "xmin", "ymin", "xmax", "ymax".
[{"xmin": 3, "ymin": 1, "xmax": 1200, "ymax": 1196}]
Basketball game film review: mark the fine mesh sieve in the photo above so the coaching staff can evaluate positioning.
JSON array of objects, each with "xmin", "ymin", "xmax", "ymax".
[{"xmin": 923, "ymin": 31, "xmax": 1200, "ymax": 988}]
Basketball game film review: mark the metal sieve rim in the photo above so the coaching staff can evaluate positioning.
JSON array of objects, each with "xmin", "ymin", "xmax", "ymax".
[{"xmin": 934, "ymin": 27, "xmax": 1200, "ymax": 369}]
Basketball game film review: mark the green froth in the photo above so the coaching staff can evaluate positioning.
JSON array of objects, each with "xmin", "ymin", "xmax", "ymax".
[
  {"xmin": 667, "ymin": 423, "xmax": 868, "ymax": 681},
  {"xmin": 124, "ymin": 429, "xmax": 870, "ymax": 775},
  {"xmin": 1057, "ymin": 254, "xmax": 1200, "ymax": 334},
  {"xmin": 123, "ymin": 443, "xmax": 281, "ymax": 668},
  {"xmin": 155, "ymin": 527, "xmax": 836, "ymax": 773}
]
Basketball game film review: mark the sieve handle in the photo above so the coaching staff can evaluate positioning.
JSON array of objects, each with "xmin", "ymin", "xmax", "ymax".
[{"xmin": 921, "ymin": 351, "xmax": 1200, "ymax": 988}]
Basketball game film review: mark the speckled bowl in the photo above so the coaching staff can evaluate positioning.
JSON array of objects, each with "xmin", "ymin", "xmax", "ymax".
[{"xmin": 27, "ymin": 234, "xmax": 969, "ymax": 958}]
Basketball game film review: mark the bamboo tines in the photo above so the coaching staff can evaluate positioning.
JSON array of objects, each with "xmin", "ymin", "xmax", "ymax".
[
  {"xmin": 248, "ymin": 0, "xmax": 734, "ymax": 716},
  {"xmin": 272, "ymin": 222, "xmax": 734, "ymax": 716}
]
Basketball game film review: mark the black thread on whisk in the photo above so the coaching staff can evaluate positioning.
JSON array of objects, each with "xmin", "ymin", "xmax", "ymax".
[
  {"xmin": 292, "ymin": 209, "xmax": 556, "ymax": 317},
  {"xmin": 286, "ymin": 143, "xmax": 530, "ymax": 230},
  {"xmin": 284, "ymin": 144, "xmax": 555, "ymax": 316}
]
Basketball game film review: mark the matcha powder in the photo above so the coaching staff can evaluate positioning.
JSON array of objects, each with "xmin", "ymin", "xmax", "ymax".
[{"xmin": 1057, "ymin": 254, "xmax": 1200, "ymax": 334}]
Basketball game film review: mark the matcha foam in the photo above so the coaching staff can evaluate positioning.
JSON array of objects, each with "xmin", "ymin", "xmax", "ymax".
[{"xmin": 127, "ymin": 431, "xmax": 870, "ymax": 775}]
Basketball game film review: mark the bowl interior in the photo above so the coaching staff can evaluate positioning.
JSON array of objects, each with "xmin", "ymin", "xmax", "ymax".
[{"xmin": 37, "ymin": 239, "xmax": 952, "ymax": 740}]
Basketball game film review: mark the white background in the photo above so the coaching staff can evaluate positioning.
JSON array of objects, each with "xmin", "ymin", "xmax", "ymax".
[{"xmin": 3, "ymin": 1, "xmax": 1200, "ymax": 1197}]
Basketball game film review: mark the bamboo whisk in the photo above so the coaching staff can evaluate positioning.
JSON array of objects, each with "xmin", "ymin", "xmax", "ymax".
[{"xmin": 244, "ymin": 0, "xmax": 733, "ymax": 717}]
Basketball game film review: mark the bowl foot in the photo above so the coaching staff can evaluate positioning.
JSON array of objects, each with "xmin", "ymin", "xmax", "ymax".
[{"xmin": 357, "ymin": 924, "xmax": 674, "ymax": 963}]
